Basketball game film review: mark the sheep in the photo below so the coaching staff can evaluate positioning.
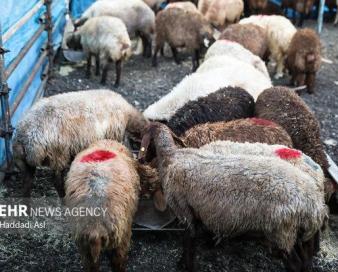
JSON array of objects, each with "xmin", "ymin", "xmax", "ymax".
[
  {"xmin": 286, "ymin": 28, "xmax": 321, "ymax": 93},
  {"xmin": 143, "ymin": 66, "xmax": 271, "ymax": 121},
  {"xmin": 139, "ymin": 122, "xmax": 328, "ymax": 272},
  {"xmin": 152, "ymin": 8, "xmax": 214, "ymax": 71},
  {"xmin": 182, "ymin": 118, "xmax": 293, "ymax": 148},
  {"xmin": 198, "ymin": 0, "xmax": 244, "ymax": 30},
  {"xmin": 281, "ymin": 0, "xmax": 315, "ymax": 27},
  {"xmin": 166, "ymin": 87, "xmax": 255, "ymax": 136},
  {"xmin": 219, "ymin": 23, "xmax": 268, "ymax": 60},
  {"xmin": 255, "ymin": 86, "xmax": 335, "ymax": 201},
  {"xmin": 204, "ymin": 39, "xmax": 270, "ymax": 79},
  {"xmin": 247, "ymin": 0, "xmax": 268, "ymax": 14},
  {"xmin": 76, "ymin": 0, "xmax": 155, "ymax": 58},
  {"xmin": 13, "ymin": 89, "xmax": 148, "ymax": 198},
  {"xmin": 166, "ymin": 1, "xmax": 199, "ymax": 12},
  {"xmin": 196, "ymin": 55, "xmax": 272, "ymax": 99},
  {"xmin": 65, "ymin": 140, "xmax": 139, "ymax": 272},
  {"xmin": 66, "ymin": 16, "xmax": 131, "ymax": 87},
  {"xmin": 240, "ymin": 15, "xmax": 297, "ymax": 79}
]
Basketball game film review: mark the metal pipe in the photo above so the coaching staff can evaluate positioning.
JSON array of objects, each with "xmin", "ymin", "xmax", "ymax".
[
  {"xmin": 317, "ymin": 0, "xmax": 325, "ymax": 33},
  {"xmin": 0, "ymin": 24, "xmax": 13, "ymax": 170},
  {"xmin": 44, "ymin": 0, "xmax": 54, "ymax": 76},
  {"xmin": 10, "ymin": 52, "xmax": 47, "ymax": 116},
  {"xmin": 32, "ymin": 63, "xmax": 49, "ymax": 103},
  {"xmin": 5, "ymin": 25, "xmax": 45, "ymax": 79}
]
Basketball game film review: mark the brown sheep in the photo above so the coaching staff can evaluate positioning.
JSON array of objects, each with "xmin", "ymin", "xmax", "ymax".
[
  {"xmin": 255, "ymin": 86, "xmax": 335, "ymax": 201},
  {"xmin": 153, "ymin": 7, "xmax": 214, "ymax": 71},
  {"xmin": 219, "ymin": 23, "xmax": 269, "ymax": 59},
  {"xmin": 181, "ymin": 118, "xmax": 293, "ymax": 148},
  {"xmin": 65, "ymin": 140, "xmax": 140, "ymax": 272},
  {"xmin": 286, "ymin": 28, "xmax": 321, "ymax": 93}
]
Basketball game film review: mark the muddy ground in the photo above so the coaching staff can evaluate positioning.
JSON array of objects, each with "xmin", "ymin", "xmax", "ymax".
[{"xmin": 0, "ymin": 21, "xmax": 338, "ymax": 272}]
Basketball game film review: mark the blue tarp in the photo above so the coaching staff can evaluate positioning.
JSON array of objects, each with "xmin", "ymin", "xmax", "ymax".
[
  {"xmin": 0, "ymin": 0, "xmax": 67, "ymax": 165},
  {"xmin": 70, "ymin": 0, "xmax": 95, "ymax": 19}
]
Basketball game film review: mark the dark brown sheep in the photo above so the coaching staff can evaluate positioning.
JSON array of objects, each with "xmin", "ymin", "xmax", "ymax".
[
  {"xmin": 182, "ymin": 118, "xmax": 293, "ymax": 148},
  {"xmin": 255, "ymin": 86, "xmax": 335, "ymax": 201},
  {"xmin": 166, "ymin": 87, "xmax": 255, "ymax": 136},
  {"xmin": 219, "ymin": 23, "xmax": 269, "ymax": 59},
  {"xmin": 286, "ymin": 28, "xmax": 321, "ymax": 93},
  {"xmin": 152, "ymin": 7, "xmax": 214, "ymax": 71}
]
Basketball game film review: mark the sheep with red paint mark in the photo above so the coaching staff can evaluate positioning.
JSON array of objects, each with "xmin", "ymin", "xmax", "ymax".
[
  {"xmin": 181, "ymin": 118, "xmax": 293, "ymax": 148},
  {"xmin": 138, "ymin": 122, "xmax": 328, "ymax": 271},
  {"xmin": 65, "ymin": 140, "xmax": 140, "ymax": 272},
  {"xmin": 255, "ymin": 86, "xmax": 335, "ymax": 201},
  {"xmin": 12, "ymin": 89, "xmax": 148, "ymax": 198}
]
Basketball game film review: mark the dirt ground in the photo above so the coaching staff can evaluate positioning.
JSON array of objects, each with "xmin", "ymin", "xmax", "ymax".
[{"xmin": 0, "ymin": 20, "xmax": 338, "ymax": 272}]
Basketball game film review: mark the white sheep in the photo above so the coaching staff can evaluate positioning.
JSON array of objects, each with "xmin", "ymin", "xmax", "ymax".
[
  {"xmin": 198, "ymin": 0, "xmax": 244, "ymax": 30},
  {"xmin": 67, "ymin": 16, "xmax": 131, "ymax": 86},
  {"xmin": 13, "ymin": 89, "xmax": 148, "ymax": 198},
  {"xmin": 143, "ymin": 65, "xmax": 271, "ymax": 121},
  {"xmin": 77, "ymin": 0, "xmax": 155, "ymax": 57},
  {"xmin": 240, "ymin": 15, "xmax": 297, "ymax": 79},
  {"xmin": 204, "ymin": 39, "xmax": 270, "ymax": 79}
]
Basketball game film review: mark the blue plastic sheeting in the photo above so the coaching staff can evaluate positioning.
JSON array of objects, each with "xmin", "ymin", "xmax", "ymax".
[
  {"xmin": 70, "ymin": 0, "xmax": 95, "ymax": 19},
  {"xmin": 0, "ymin": 0, "xmax": 67, "ymax": 165},
  {"xmin": 0, "ymin": 0, "xmax": 41, "ymax": 34}
]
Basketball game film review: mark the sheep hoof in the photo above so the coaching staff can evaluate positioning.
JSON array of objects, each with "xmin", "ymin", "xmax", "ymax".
[{"xmin": 113, "ymin": 83, "xmax": 120, "ymax": 88}]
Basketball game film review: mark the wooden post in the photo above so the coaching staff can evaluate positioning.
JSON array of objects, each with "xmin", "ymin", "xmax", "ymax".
[
  {"xmin": 0, "ymin": 24, "xmax": 14, "ymax": 171},
  {"xmin": 44, "ymin": 0, "xmax": 54, "ymax": 75}
]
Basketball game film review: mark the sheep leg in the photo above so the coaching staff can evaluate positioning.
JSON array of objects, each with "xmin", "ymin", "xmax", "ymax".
[
  {"xmin": 334, "ymin": 12, "xmax": 338, "ymax": 25},
  {"xmin": 140, "ymin": 32, "xmax": 152, "ymax": 58},
  {"xmin": 86, "ymin": 53, "xmax": 93, "ymax": 79},
  {"xmin": 182, "ymin": 223, "xmax": 197, "ymax": 272},
  {"xmin": 295, "ymin": 73, "xmax": 306, "ymax": 87},
  {"xmin": 170, "ymin": 46, "xmax": 180, "ymax": 65},
  {"xmin": 305, "ymin": 73, "xmax": 316, "ymax": 94},
  {"xmin": 79, "ymin": 246, "xmax": 100, "ymax": 272},
  {"xmin": 283, "ymin": 247, "xmax": 303, "ymax": 272},
  {"xmin": 114, "ymin": 60, "xmax": 122, "ymax": 88},
  {"xmin": 298, "ymin": 13, "xmax": 305, "ymax": 27},
  {"xmin": 22, "ymin": 164, "xmax": 35, "ymax": 198},
  {"xmin": 95, "ymin": 55, "xmax": 100, "ymax": 76},
  {"xmin": 192, "ymin": 50, "xmax": 200, "ymax": 72},
  {"xmin": 275, "ymin": 56, "xmax": 285, "ymax": 79},
  {"xmin": 300, "ymin": 234, "xmax": 318, "ymax": 272},
  {"xmin": 108, "ymin": 248, "xmax": 127, "ymax": 272},
  {"xmin": 101, "ymin": 59, "xmax": 113, "ymax": 85},
  {"xmin": 53, "ymin": 171, "xmax": 66, "ymax": 198},
  {"xmin": 152, "ymin": 45, "xmax": 161, "ymax": 67}
]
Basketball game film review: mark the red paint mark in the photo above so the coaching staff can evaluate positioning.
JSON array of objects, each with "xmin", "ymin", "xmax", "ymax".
[
  {"xmin": 275, "ymin": 148, "xmax": 302, "ymax": 160},
  {"xmin": 250, "ymin": 118, "xmax": 277, "ymax": 127},
  {"xmin": 80, "ymin": 150, "xmax": 116, "ymax": 163}
]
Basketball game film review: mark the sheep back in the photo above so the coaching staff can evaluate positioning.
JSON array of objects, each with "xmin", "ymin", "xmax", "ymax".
[
  {"xmin": 255, "ymin": 86, "xmax": 329, "ymax": 175},
  {"xmin": 182, "ymin": 118, "xmax": 293, "ymax": 147},
  {"xmin": 167, "ymin": 87, "xmax": 255, "ymax": 135},
  {"xmin": 161, "ymin": 145, "xmax": 327, "ymax": 252},
  {"xmin": 65, "ymin": 140, "xmax": 139, "ymax": 265},
  {"xmin": 13, "ymin": 90, "xmax": 147, "ymax": 172},
  {"xmin": 219, "ymin": 23, "xmax": 268, "ymax": 59}
]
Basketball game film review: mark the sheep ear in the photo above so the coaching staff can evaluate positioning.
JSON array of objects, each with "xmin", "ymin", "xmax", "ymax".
[
  {"xmin": 138, "ymin": 132, "xmax": 152, "ymax": 161},
  {"xmin": 153, "ymin": 189, "xmax": 167, "ymax": 212}
]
